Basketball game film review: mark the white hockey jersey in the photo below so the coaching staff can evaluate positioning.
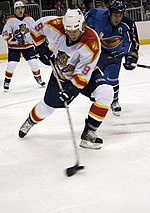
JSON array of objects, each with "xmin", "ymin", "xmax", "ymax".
[
  {"xmin": 2, "ymin": 14, "xmax": 34, "ymax": 49},
  {"xmin": 31, "ymin": 16, "xmax": 101, "ymax": 89}
]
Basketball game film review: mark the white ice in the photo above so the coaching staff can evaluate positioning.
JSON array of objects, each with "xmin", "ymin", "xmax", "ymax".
[{"xmin": 0, "ymin": 44, "xmax": 150, "ymax": 213}]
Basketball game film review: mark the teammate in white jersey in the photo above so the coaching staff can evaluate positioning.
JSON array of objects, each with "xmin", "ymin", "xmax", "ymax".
[
  {"xmin": 18, "ymin": 9, "xmax": 113, "ymax": 149},
  {"xmin": 2, "ymin": 1, "xmax": 45, "ymax": 91}
]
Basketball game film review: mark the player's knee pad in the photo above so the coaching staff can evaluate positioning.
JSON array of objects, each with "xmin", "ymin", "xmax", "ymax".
[
  {"xmin": 34, "ymin": 99, "xmax": 56, "ymax": 118},
  {"xmin": 104, "ymin": 64, "xmax": 120, "ymax": 80},
  {"xmin": 7, "ymin": 61, "xmax": 18, "ymax": 73},
  {"xmin": 92, "ymin": 84, "xmax": 114, "ymax": 106},
  {"xmin": 28, "ymin": 59, "xmax": 39, "ymax": 70}
]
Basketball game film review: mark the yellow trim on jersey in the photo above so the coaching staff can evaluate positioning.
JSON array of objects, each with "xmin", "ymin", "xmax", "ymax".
[
  {"xmin": 31, "ymin": 31, "xmax": 46, "ymax": 45},
  {"xmin": 72, "ymin": 74, "xmax": 88, "ymax": 89},
  {"xmin": 45, "ymin": 21, "xmax": 65, "ymax": 36},
  {"xmin": 83, "ymin": 42, "xmax": 100, "ymax": 62},
  {"xmin": 93, "ymin": 102, "xmax": 109, "ymax": 110}
]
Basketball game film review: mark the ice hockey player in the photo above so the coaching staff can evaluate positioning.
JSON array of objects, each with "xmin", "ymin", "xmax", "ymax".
[
  {"xmin": 18, "ymin": 9, "xmax": 113, "ymax": 149},
  {"xmin": 85, "ymin": 0, "xmax": 139, "ymax": 116},
  {"xmin": 2, "ymin": 1, "xmax": 45, "ymax": 91}
]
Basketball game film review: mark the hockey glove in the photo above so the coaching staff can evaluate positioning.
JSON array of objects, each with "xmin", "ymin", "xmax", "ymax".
[
  {"xmin": 59, "ymin": 82, "xmax": 79, "ymax": 105},
  {"xmin": 14, "ymin": 31, "xmax": 25, "ymax": 46},
  {"xmin": 35, "ymin": 41, "xmax": 54, "ymax": 66},
  {"xmin": 123, "ymin": 53, "xmax": 138, "ymax": 70}
]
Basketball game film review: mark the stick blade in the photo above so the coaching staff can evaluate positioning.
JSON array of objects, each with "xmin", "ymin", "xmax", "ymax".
[{"xmin": 65, "ymin": 163, "xmax": 85, "ymax": 177}]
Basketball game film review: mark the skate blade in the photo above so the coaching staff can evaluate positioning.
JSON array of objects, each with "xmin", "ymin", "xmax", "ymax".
[
  {"xmin": 112, "ymin": 111, "xmax": 121, "ymax": 116},
  {"xmin": 4, "ymin": 89, "xmax": 9, "ymax": 92},
  {"xmin": 80, "ymin": 140, "xmax": 102, "ymax": 150}
]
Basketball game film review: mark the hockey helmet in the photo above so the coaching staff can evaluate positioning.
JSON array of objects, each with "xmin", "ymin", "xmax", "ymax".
[
  {"xmin": 63, "ymin": 9, "xmax": 85, "ymax": 32},
  {"xmin": 109, "ymin": 1, "xmax": 126, "ymax": 14},
  {"xmin": 14, "ymin": 1, "xmax": 25, "ymax": 9}
]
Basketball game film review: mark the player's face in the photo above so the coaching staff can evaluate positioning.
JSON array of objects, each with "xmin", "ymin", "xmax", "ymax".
[
  {"xmin": 65, "ymin": 29, "xmax": 82, "ymax": 41},
  {"xmin": 110, "ymin": 13, "xmax": 123, "ymax": 26},
  {"xmin": 15, "ymin": 6, "xmax": 25, "ymax": 17}
]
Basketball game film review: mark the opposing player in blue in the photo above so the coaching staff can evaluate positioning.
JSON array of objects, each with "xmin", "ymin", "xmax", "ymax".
[{"xmin": 85, "ymin": 0, "xmax": 139, "ymax": 116}]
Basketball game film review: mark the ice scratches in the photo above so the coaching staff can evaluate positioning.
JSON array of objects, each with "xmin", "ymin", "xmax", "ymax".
[
  {"xmin": 0, "ymin": 98, "xmax": 39, "ymax": 109},
  {"xmin": 113, "ymin": 121, "xmax": 150, "ymax": 126},
  {"xmin": 111, "ymin": 130, "xmax": 150, "ymax": 135}
]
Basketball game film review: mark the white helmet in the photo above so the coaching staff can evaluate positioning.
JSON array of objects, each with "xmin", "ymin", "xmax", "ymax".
[
  {"xmin": 14, "ymin": 1, "xmax": 25, "ymax": 9},
  {"xmin": 63, "ymin": 9, "xmax": 85, "ymax": 32}
]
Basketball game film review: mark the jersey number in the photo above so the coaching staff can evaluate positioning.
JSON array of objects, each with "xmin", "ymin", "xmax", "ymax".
[
  {"xmin": 35, "ymin": 23, "xmax": 44, "ymax": 31},
  {"xmin": 82, "ymin": 66, "xmax": 90, "ymax": 75}
]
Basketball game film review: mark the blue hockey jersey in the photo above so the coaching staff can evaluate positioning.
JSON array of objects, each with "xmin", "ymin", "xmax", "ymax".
[{"xmin": 85, "ymin": 8, "xmax": 139, "ymax": 56}]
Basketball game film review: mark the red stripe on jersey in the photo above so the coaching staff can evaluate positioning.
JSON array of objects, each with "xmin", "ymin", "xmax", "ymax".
[
  {"xmin": 30, "ymin": 32, "xmax": 46, "ymax": 44},
  {"xmin": 5, "ymin": 34, "xmax": 12, "ymax": 41},
  {"xmin": 79, "ymin": 26, "xmax": 100, "ymax": 61},
  {"xmin": 45, "ymin": 17, "xmax": 65, "ymax": 35},
  {"xmin": 8, "ymin": 43, "xmax": 33, "ymax": 48},
  {"xmin": 72, "ymin": 74, "xmax": 87, "ymax": 89},
  {"xmin": 89, "ymin": 102, "xmax": 109, "ymax": 120}
]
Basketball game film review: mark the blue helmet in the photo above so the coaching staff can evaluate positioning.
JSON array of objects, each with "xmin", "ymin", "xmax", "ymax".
[{"xmin": 109, "ymin": 1, "xmax": 126, "ymax": 14}]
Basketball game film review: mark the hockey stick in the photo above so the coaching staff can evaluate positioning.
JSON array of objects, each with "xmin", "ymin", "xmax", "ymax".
[
  {"xmin": 137, "ymin": 64, "xmax": 150, "ymax": 69},
  {"xmin": 49, "ymin": 60, "xmax": 85, "ymax": 177}
]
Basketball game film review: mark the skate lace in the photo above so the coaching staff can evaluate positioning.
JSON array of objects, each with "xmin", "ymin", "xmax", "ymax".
[
  {"xmin": 38, "ymin": 79, "xmax": 43, "ymax": 84},
  {"xmin": 86, "ymin": 130, "xmax": 97, "ymax": 142},
  {"xmin": 36, "ymin": 76, "xmax": 42, "ymax": 84},
  {"xmin": 4, "ymin": 82, "xmax": 9, "ymax": 87},
  {"xmin": 111, "ymin": 101, "xmax": 120, "ymax": 109},
  {"xmin": 20, "ymin": 120, "xmax": 33, "ymax": 133}
]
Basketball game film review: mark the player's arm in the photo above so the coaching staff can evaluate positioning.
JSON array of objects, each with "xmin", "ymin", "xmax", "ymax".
[
  {"xmin": 71, "ymin": 31, "xmax": 100, "ymax": 90},
  {"xmin": 30, "ymin": 17, "xmax": 54, "ymax": 65},
  {"xmin": 2, "ymin": 19, "xmax": 13, "ymax": 42},
  {"xmin": 123, "ymin": 19, "xmax": 139, "ymax": 70}
]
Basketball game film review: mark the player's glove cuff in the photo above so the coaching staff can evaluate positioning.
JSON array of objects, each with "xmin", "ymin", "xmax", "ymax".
[
  {"xmin": 123, "ymin": 52, "xmax": 138, "ymax": 70},
  {"xmin": 59, "ymin": 82, "xmax": 79, "ymax": 105},
  {"xmin": 35, "ymin": 41, "xmax": 54, "ymax": 65}
]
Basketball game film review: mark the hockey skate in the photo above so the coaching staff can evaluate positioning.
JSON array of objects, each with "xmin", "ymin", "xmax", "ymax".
[
  {"xmin": 80, "ymin": 129, "xmax": 103, "ymax": 150},
  {"xmin": 111, "ymin": 101, "xmax": 122, "ymax": 116},
  {"xmin": 3, "ymin": 82, "xmax": 10, "ymax": 92},
  {"xmin": 35, "ymin": 76, "xmax": 46, "ymax": 87},
  {"xmin": 19, "ymin": 117, "xmax": 35, "ymax": 138}
]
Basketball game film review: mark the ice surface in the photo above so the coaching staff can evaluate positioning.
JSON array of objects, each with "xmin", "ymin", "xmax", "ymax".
[{"xmin": 0, "ymin": 45, "xmax": 150, "ymax": 213}]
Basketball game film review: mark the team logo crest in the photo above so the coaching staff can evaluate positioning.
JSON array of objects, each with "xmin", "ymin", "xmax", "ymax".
[
  {"xmin": 91, "ymin": 41, "xmax": 98, "ymax": 51},
  {"xmin": 19, "ymin": 24, "xmax": 29, "ymax": 34},
  {"xmin": 56, "ymin": 50, "xmax": 70, "ymax": 67},
  {"xmin": 15, "ymin": 24, "xmax": 29, "ymax": 36},
  {"xmin": 56, "ymin": 50, "xmax": 75, "ymax": 73},
  {"xmin": 52, "ymin": 19, "xmax": 61, "ymax": 26}
]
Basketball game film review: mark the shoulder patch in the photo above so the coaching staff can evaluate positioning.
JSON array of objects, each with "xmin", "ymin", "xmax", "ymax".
[
  {"xmin": 45, "ymin": 17, "xmax": 65, "ymax": 35},
  {"xmin": 90, "ymin": 41, "xmax": 99, "ymax": 51},
  {"xmin": 80, "ymin": 26, "xmax": 100, "ymax": 61}
]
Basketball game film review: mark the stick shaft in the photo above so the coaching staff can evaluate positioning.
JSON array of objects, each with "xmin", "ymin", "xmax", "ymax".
[
  {"xmin": 49, "ymin": 60, "xmax": 79, "ymax": 164},
  {"xmin": 137, "ymin": 64, "xmax": 150, "ymax": 69}
]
